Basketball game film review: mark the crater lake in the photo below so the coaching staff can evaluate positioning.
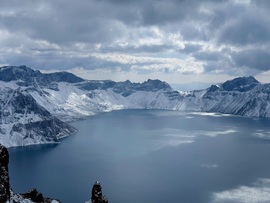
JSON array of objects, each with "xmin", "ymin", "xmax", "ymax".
[{"xmin": 8, "ymin": 110, "xmax": 270, "ymax": 203}]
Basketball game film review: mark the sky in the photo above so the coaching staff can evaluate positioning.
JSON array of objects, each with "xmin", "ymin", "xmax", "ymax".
[{"xmin": 0, "ymin": 0, "xmax": 270, "ymax": 85}]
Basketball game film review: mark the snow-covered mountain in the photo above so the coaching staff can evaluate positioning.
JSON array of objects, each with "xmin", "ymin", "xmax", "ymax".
[
  {"xmin": 0, "ymin": 66, "xmax": 180, "ymax": 147},
  {"xmin": 0, "ymin": 66, "xmax": 77, "ymax": 147},
  {"xmin": 0, "ymin": 66, "xmax": 181, "ymax": 122},
  {"xmin": 177, "ymin": 76, "xmax": 270, "ymax": 117},
  {"xmin": 0, "ymin": 86, "xmax": 76, "ymax": 147},
  {"xmin": 1, "ymin": 65, "xmax": 270, "ymax": 147}
]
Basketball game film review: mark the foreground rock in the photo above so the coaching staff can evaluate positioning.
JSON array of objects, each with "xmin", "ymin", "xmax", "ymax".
[
  {"xmin": 1, "ymin": 143, "xmax": 105, "ymax": 203},
  {"xmin": 0, "ymin": 144, "xmax": 60, "ymax": 203},
  {"xmin": 85, "ymin": 181, "xmax": 108, "ymax": 203},
  {"xmin": 0, "ymin": 144, "xmax": 10, "ymax": 202},
  {"xmin": 0, "ymin": 87, "xmax": 77, "ymax": 148}
]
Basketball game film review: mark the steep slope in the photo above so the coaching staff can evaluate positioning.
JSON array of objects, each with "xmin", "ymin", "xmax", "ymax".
[
  {"xmin": 1, "ymin": 66, "xmax": 270, "ymax": 147},
  {"xmin": 0, "ymin": 66, "xmax": 181, "ymax": 146},
  {"xmin": 0, "ymin": 65, "xmax": 83, "ymax": 89},
  {"xmin": 0, "ymin": 144, "xmax": 10, "ymax": 202},
  {"xmin": 26, "ymin": 77, "xmax": 182, "ymax": 121},
  {"xmin": 0, "ymin": 87, "xmax": 76, "ymax": 147},
  {"xmin": 176, "ymin": 76, "xmax": 270, "ymax": 117}
]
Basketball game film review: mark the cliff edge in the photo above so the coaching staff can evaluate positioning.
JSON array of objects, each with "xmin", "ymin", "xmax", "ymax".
[
  {"xmin": 0, "ymin": 144, "xmax": 10, "ymax": 202},
  {"xmin": 0, "ymin": 144, "xmax": 60, "ymax": 203}
]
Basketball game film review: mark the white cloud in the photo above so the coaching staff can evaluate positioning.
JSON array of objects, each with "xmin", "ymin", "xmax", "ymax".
[
  {"xmin": 91, "ymin": 53, "xmax": 204, "ymax": 74},
  {"xmin": 0, "ymin": 0, "xmax": 269, "ymax": 84}
]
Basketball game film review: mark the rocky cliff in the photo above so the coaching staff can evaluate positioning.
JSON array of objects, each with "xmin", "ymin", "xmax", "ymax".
[
  {"xmin": 177, "ymin": 76, "xmax": 270, "ymax": 117},
  {"xmin": 0, "ymin": 86, "xmax": 77, "ymax": 147},
  {"xmin": 0, "ymin": 143, "xmax": 61, "ymax": 203},
  {"xmin": 0, "ymin": 144, "xmax": 10, "ymax": 202}
]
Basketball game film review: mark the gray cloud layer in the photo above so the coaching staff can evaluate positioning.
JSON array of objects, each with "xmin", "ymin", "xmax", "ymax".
[{"xmin": 0, "ymin": 0, "xmax": 269, "ymax": 79}]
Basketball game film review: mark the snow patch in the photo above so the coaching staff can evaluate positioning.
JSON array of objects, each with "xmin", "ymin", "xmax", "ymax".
[
  {"xmin": 202, "ymin": 129, "xmax": 238, "ymax": 137},
  {"xmin": 212, "ymin": 178, "xmax": 270, "ymax": 203},
  {"xmin": 201, "ymin": 164, "xmax": 219, "ymax": 169}
]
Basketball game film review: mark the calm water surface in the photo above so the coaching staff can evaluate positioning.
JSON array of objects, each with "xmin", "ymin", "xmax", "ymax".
[{"xmin": 8, "ymin": 110, "xmax": 270, "ymax": 203}]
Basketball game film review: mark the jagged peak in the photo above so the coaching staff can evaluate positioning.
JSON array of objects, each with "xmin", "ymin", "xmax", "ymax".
[
  {"xmin": 142, "ymin": 79, "xmax": 171, "ymax": 89},
  {"xmin": 223, "ymin": 76, "xmax": 259, "ymax": 85},
  {"xmin": 44, "ymin": 71, "xmax": 85, "ymax": 83},
  {"xmin": 0, "ymin": 65, "xmax": 85, "ymax": 85},
  {"xmin": 0, "ymin": 65, "xmax": 41, "ymax": 82},
  {"xmin": 220, "ymin": 76, "xmax": 260, "ymax": 92},
  {"xmin": 205, "ymin": 76, "xmax": 260, "ymax": 93}
]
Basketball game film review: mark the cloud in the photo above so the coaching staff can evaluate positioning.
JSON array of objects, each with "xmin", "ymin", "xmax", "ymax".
[
  {"xmin": 212, "ymin": 178, "xmax": 270, "ymax": 203},
  {"xmin": 0, "ymin": 0, "xmax": 270, "ymax": 83},
  {"xmin": 182, "ymin": 43, "xmax": 203, "ymax": 54},
  {"xmin": 232, "ymin": 48, "xmax": 270, "ymax": 71},
  {"xmin": 217, "ymin": 13, "xmax": 270, "ymax": 46},
  {"xmin": 91, "ymin": 53, "xmax": 204, "ymax": 74}
]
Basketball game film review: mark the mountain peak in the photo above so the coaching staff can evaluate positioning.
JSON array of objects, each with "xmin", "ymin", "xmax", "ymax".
[
  {"xmin": 221, "ymin": 76, "xmax": 260, "ymax": 92},
  {"xmin": 0, "ymin": 66, "xmax": 85, "ymax": 91},
  {"xmin": 0, "ymin": 66, "xmax": 41, "ymax": 82},
  {"xmin": 142, "ymin": 79, "xmax": 171, "ymax": 90},
  {"xmin": 44, "ymin": 71, "xmax": 85, "ymax": 83}
]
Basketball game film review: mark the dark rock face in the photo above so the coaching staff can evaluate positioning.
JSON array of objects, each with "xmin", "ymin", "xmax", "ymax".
[
  {"xmin": 21, "ymin": 188, "xmax": 61, "ymax": 203},
  {"xmin": 79, "ymin": 79, "xmax": 173, "ymax": 97},
  {"xmin": 0, "ymin": 87, "xmax": 77, "ymax": 147},
  {"xmin": 221, "ymin": 76, "xmax": 260, "ymax": 92},
  {"xmin": 91, "ymin": 182, "xmax": 108, "ymax": 203},
  {"xmin": 0, "ymin": 144, "xmax": 61, "ymax": 203},
  {"xmin": 0, "ymin": 144, "xmax": 10, "ymax": 202},
  {"xmin": 1, "ymin": 88, "xmax": 51, "ymax": 118},
  {"xmin": 43, "ymin": 71, "xmax": 84, "ymax": 83},
  {"xmin": 21, "ymin": 188, "xmax": 44, "ymax": 202},
  {"xmin": 0, "ymin": 66, "xmax": 84, "ymax": 91}
]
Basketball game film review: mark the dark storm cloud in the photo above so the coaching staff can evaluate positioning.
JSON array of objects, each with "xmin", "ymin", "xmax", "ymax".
[
  {"xmin": 233, "ymin": 49, "xmax": 270, "ymax": 71},
  {"xmin": 217, "ymin": 14, "xmax": 270, "ymax": 46},
  {"xmin": 251, "ymin": 0, "xmax": 270, "ymax": 9},
  {"xmin": 105, "ymin": 0, "xmax": 226, "ymax": 25},
  {"xmin": 0, "ymin": 0, "xmax": 225, "ymax": 44},
  {"xmin": 0, "ymin": 0, "xmax": 126, "ymax": 44},
  {"xmin": 0, "ymin": 0, "xmax": 270, "ymax": 77}
]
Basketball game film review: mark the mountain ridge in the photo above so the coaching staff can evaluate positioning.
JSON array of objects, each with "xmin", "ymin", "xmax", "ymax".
[{"xmin": 0, "ymin": 65, "xmax": 270, "ymax": 147}]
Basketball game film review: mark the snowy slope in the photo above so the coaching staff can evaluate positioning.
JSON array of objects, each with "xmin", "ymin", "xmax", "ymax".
[
  {"xmin": 0, "ymin": 66, "xmax": 181, "ymax": 146},
  {"xmin": 27, "ymin": 79, "xmax": 181, "ymax": 121},
  {"xmin": 176, "ymin": 76, "xmax": 270, "ymax": 117},
  {"xmin": 1, "ymin": 66, "xmax": 270, "ymax": 147},
  {"xmin": 0, "ymin": 87, "xmax": 76, "ymax": 147}
]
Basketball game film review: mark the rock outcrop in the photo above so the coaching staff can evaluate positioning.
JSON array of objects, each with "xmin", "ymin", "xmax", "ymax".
[
  {"xmin": 0, "ymin": 144, "xmax": 10, "ymax": 202},
  {"xmin": 85, "ymin": 181, "xmax": 108, "ymax": 203},
  {"xmin": 0, "ymin": 144, "xmax": 60, "ymax": 203},
  {"xmin": 20, "ymin": 188, "xmax": 61, "ymax": 203}
]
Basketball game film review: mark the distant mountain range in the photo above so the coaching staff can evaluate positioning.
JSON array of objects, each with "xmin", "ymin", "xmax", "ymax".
[{"xmin": 1, "ymin": 65, "xmax": 269, "ymax": 147}]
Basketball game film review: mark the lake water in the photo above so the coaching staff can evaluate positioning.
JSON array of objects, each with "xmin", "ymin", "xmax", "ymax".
[{"xmin": 8, "ymin": 110, "xmax": 270, "ymax": 203}]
